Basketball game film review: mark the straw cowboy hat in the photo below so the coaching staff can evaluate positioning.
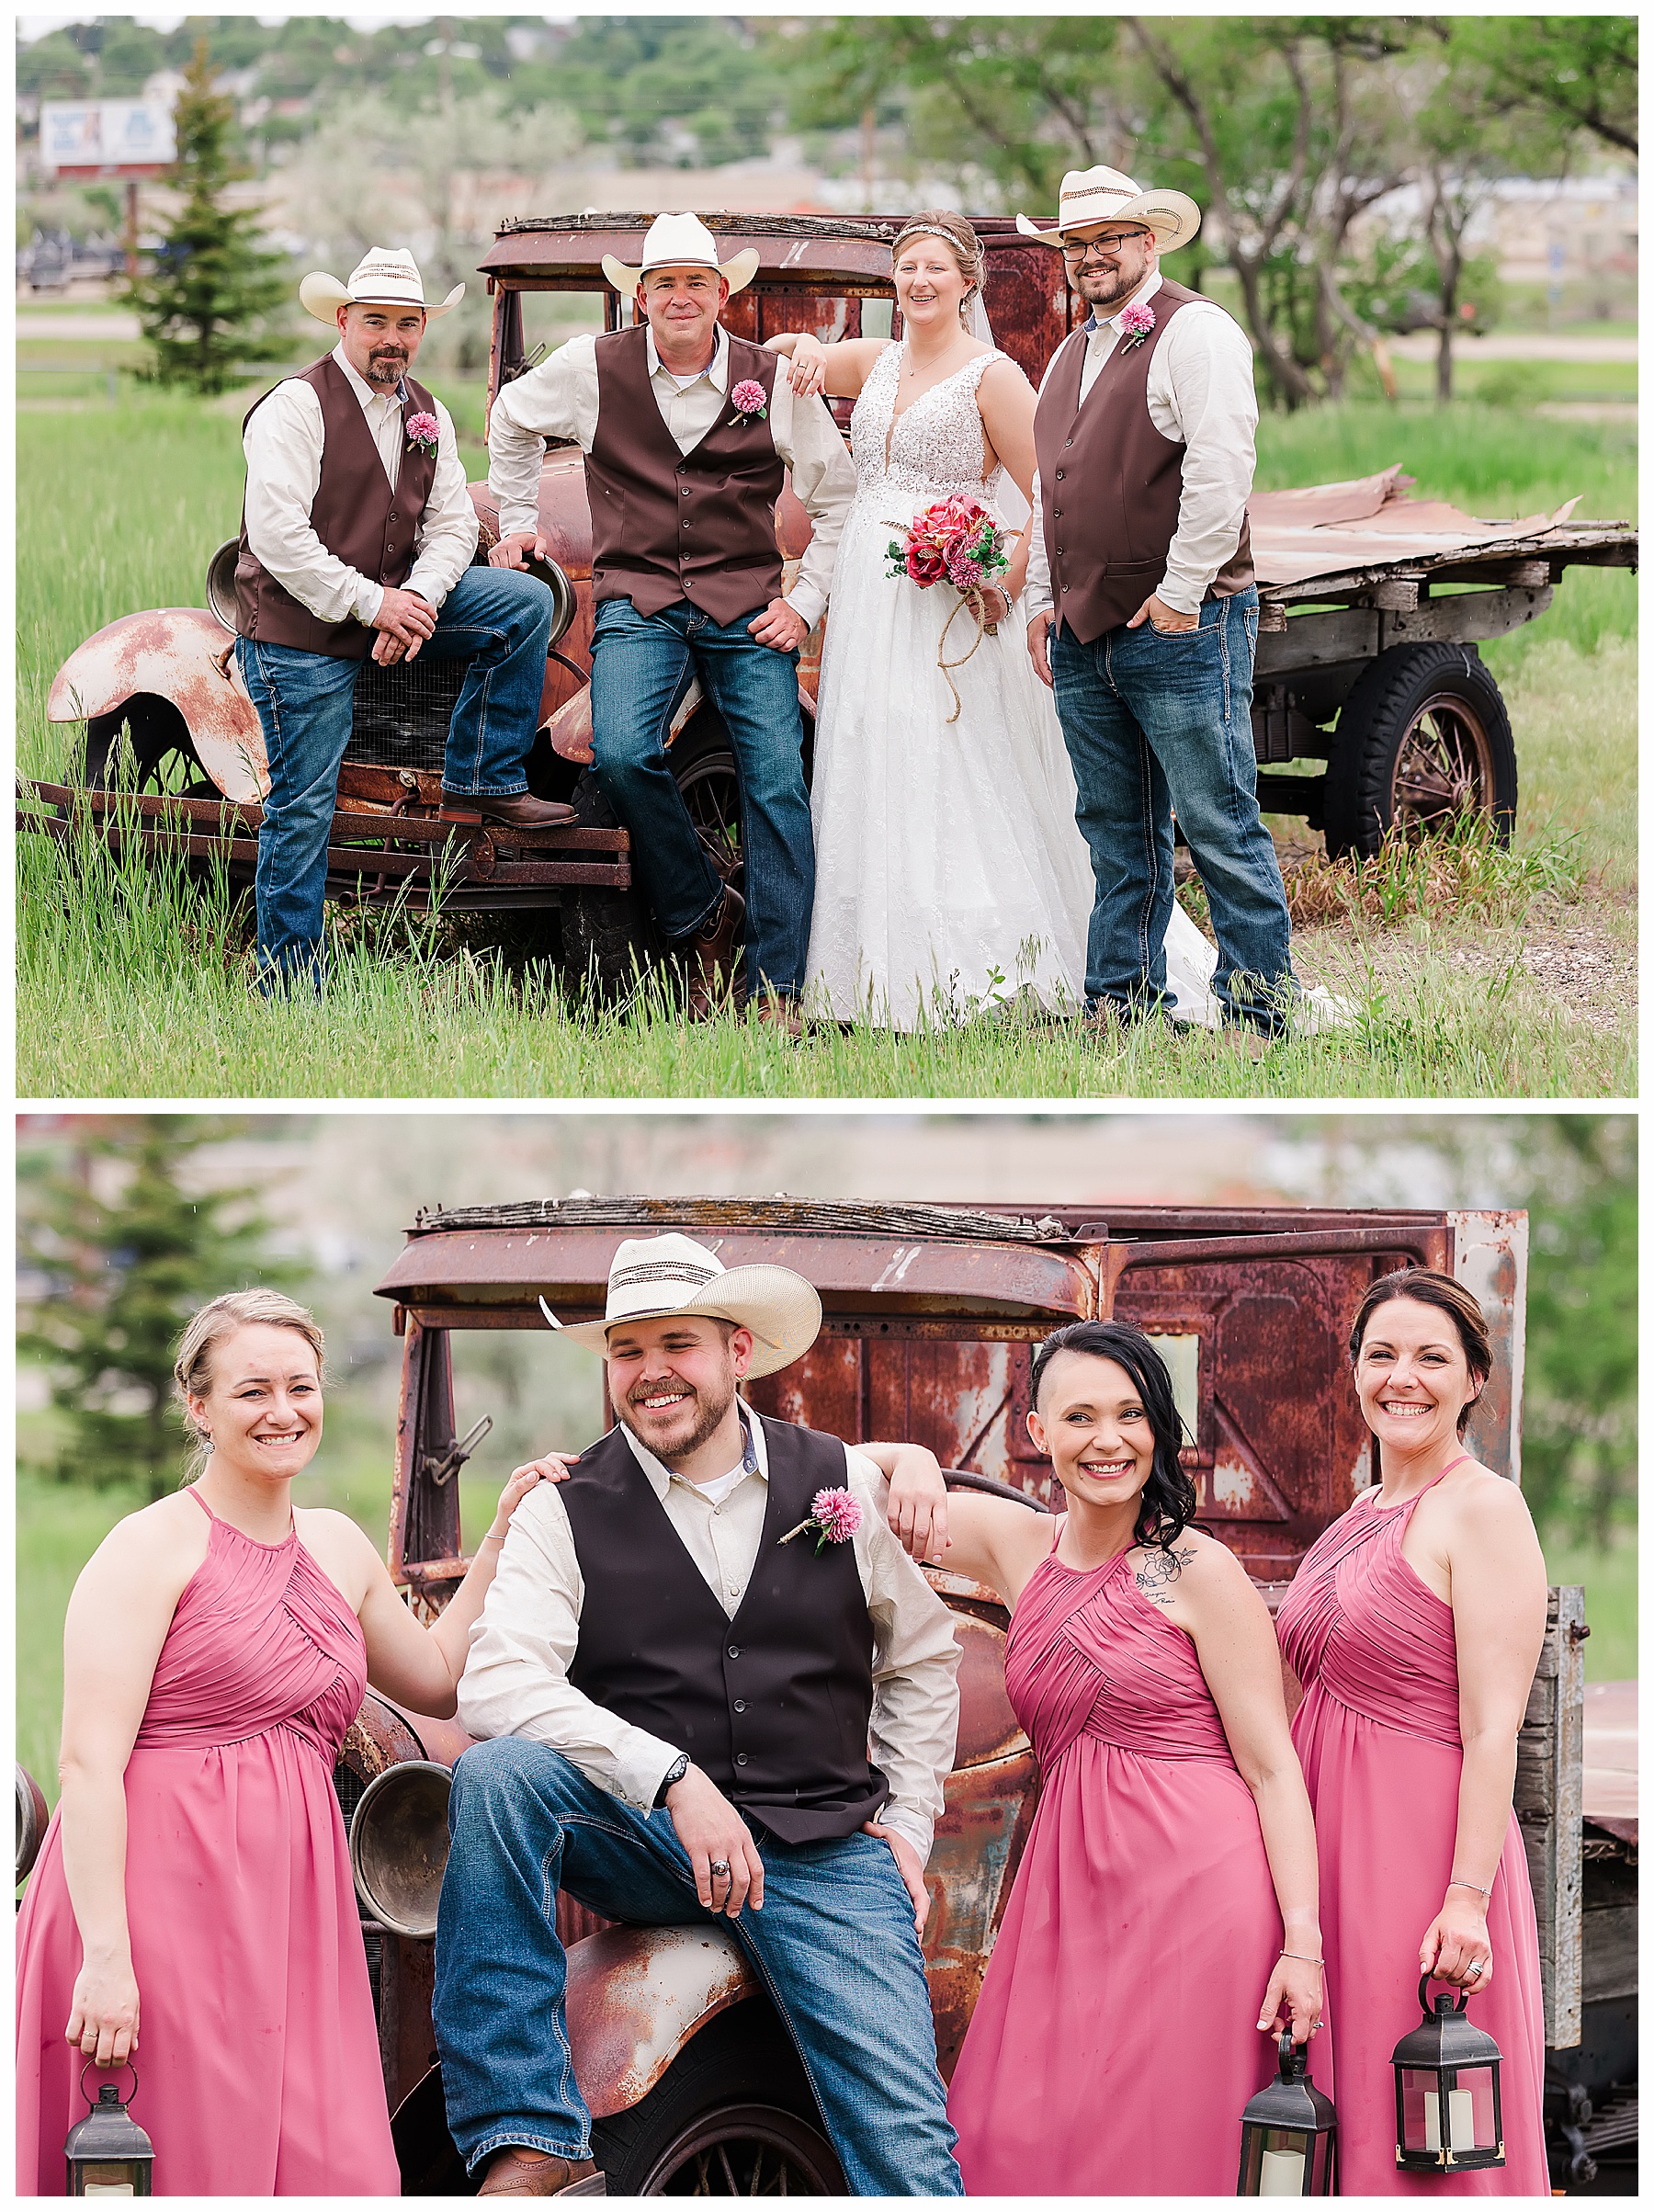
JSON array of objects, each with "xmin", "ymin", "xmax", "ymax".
[
  {"xmin": 539, "ymin": 1233, "xmax": 821, "ymax": 1378},
  {"xmin": 1016, "ymin": 165, "xmax": 1202, "ymax": 252},
  {"xmin": 601, "ymin": 211, "xmax": 761, "ymax": 298},
  {"xmin": 299, "ymin": 246, "xmax": 464, "ymax": 324}
]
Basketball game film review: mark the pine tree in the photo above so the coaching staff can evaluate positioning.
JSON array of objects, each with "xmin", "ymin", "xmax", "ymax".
[
  {"xmin": 18, "ymin": 1118, "xmax": 302, "ymax": 1498},
  {"xmin": 126, "ymin": 38, "xmax": 293, "ymax": 396}
]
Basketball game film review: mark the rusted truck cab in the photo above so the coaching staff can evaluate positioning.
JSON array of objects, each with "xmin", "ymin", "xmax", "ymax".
[{"xmin": 331, "ymin": 1195, "xmax": 1609, "ymax": 2195}]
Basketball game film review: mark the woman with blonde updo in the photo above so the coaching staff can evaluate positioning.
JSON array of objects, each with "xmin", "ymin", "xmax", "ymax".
[
  {"xmin": 766, "ymin": 210, "xmax": 1218, "ymax": 1030},
  {"xmin": 16, "ymin": 1289, "xmax": 547, "ymax": 2195}
]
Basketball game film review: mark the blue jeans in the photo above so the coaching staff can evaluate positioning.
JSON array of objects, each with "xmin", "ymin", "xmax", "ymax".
[
  {"xmin": 588, "ymin": 596, "xmax": 813, "ymax": 1000},
  {"xmin": 237, "ymin": 564, "xmax": 553, "ymax": 991},
  {"xmin": 1050, "ymin": 585, "xmax": 1298, "ymax": 1035},
  {"xmin": 432, "ymin": 1740, "xmax": 962, "ymax": 2196}
]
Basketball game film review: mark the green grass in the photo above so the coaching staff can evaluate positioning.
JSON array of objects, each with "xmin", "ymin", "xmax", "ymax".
[
  {"xmin": 15, "ymin": 390, "xmax": 1637, "ymax": 1099},
  {"xmin": 1542, "ymin": 1531, "xmax": 1637, "ymax": 1684}
]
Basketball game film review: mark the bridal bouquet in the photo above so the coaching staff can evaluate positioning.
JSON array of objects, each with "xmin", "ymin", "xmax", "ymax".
[{"xmin": 884, "ymin": 496, "xmax": 1014, "ymax": 722}]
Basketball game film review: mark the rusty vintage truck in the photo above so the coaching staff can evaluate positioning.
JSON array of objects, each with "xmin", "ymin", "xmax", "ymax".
[
  {"xmin": 13, "ymin": 1198, "xmax": 1633, "ymax": 2190},
  {"xmin": 22, "ymin": 213, "xmax": 1636, "ymax": 995}
]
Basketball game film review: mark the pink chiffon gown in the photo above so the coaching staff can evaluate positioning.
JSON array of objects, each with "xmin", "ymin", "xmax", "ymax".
[
  {"xmin": 17, "ymin": 1490, "xmax": 399, "ymax": 2195},
  {"xmin": 948, "ymin": 1524, "xmax": 1291, "ymax": 2195},
  {"xmin": 1274, "ymin": 1469, "xmax": 1548, "ymax": 2195}
]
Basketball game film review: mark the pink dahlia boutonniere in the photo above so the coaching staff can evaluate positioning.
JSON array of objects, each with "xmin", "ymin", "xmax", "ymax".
[
  {"xmin": 404, "ymin": 410, "xmax": 440, "ymax": 455},
  {"xmin": 778, "ymin": 1486, "xmax": 863, "ymax": 1553},
  {"xmin": 730, "ymin": 378, "xmax": 768, "ymax": 423},
  {"xmin": 1117, "ymin": 301, "xmax": 1156, "ymax": 354}
]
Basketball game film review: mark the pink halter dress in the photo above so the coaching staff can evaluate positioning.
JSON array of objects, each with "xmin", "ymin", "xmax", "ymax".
[
  {"xmin": 16, "ymin": 1491, "xmax": 399, "ymax": 2195},
  {"xmin": 948, "ymin": 1523, "xmax": 1290, "ymax": 2195},
  {"xmin": 1274, "ymin": 1463, "xmax": 1548, "ymax": 2194}
]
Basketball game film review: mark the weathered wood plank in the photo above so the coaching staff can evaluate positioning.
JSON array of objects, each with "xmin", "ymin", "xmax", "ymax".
[
  {"xmin": 1581, "ymin": 1906, "xmax": 1637, "ymax": 2004},
  {"xmin": 1515, "ymin": 1586, "xmax": 1584, "ymax": 2047}
]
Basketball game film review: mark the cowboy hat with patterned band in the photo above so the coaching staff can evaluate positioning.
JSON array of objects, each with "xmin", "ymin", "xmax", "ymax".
[
  {"xmin": 539, "ymin": 1232, "xmax": 821, "ymax": 1378},
  {"xmin": 601, "ymin": 211, "xmax": 762, "ymax": 299},
  {"xmin": 1016, "ymin": 165, "xmax": 1202, "ymax": 253},
  {"xmin": 299, "ymin": 246, "xmax": 464, "ymax": 324}
]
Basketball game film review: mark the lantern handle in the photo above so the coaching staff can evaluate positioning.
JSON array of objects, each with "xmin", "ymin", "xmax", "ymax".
[
  {"xmin": 1417, "ymin": 1971, "xmax": 1469, "ymax": 2018},
  {"xmin": 78, "ymin": 2059, "xmax": 139, "ymax": 2109}
]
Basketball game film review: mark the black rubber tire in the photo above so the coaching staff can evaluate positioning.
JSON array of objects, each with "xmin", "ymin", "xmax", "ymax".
[
  {"xmin": 1320, "ymin": 641, "xmax": 1517, "ymax": 859},
  {"xmin": 84, "ymin": 695, "xmax": 220, "ymax": 799},
  {"xmin": 556, "ymin": 766, "xmax": 665, "ymax": 1002},
  {"xmin": 388, "ymin": 2001, "xmax": 844, "ymax": 2198},
  {"xmin": 592, "ymin": 2000, "xmax": 844, "ymax": 2196}
]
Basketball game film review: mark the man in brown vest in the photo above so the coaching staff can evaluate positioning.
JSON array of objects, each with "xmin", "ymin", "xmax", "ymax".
[
  {"xmin": 434, "ymin": 1234, "xmax": 964, "ymax": 2195},
  {"xmin": 1019, "ymin": 169, "xmax": 1299, "ymax": 1042},
  {"xmin": 235, "ymin": 248, "xmax": 572, "ymax": 993},
  {"xmin": 488, "ymin": 215, "xmax": 858, "ymax": 1029}
]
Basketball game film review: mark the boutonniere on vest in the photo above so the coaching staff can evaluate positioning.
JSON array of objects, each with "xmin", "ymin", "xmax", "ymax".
[
  {"xmin": 404, "ymin": 411, "xmax": 440, "ymax": 455},
  {"xmin": 1116, "ymin": 301, "xmax": 1156, "ymax": 353},
  {"xmin": 730, "ymin": 378, "xmax": 769, "ymax": 422},
  {"xmin": 778, "ymin": 1486, "xmax": 863, "ymax": 1553}
]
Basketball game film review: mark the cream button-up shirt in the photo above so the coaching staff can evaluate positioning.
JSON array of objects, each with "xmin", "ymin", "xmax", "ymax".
[
  {"xmin": 1025, "ymin": 268, "xmax": 1259, "ymax": 621},
  {"xmin": 488, "ymin": 325, "xmax": 857, "ymax": 630},
  {"xmin": 241, "ymin": 341, "xmax": 480, "ymax": 630},
  {"xmin": 457, "ymin": 1404, "xmax": 962, "ymax": 1866}
]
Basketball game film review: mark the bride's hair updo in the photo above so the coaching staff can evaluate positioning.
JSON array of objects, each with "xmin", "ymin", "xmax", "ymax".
[{"xmin": 890, "ymin": 210, "xmax": 986, "ymax": 323}]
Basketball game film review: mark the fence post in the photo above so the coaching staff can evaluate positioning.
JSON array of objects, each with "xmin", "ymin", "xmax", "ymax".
[{"xmin": 1516, "ymin": 1583, "xmax": 1585, "ymax": 2048}]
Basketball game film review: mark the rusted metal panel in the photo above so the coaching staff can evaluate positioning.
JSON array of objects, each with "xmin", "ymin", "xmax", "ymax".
[
  {"xmin": 1448, "ymin": 1211, "xmax": 1527, "ymax": 1483},
  {"xmin": 566, "ymin": 1924, "xmax": 759, "ymax": 2118},
  {"xmin": 45, "ymin": 608, "xmax": 268, "ymax": 800}
]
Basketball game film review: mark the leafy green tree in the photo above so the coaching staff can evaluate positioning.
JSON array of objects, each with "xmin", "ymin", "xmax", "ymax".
[
  {"xmin": 1515, "ymin": 1117, "xmax": 1636, "ymax": 1547},
  {"xmin": 125, "ymin": 39, "xmax": 294, "ymax": 396},
  {"xmin": 1444, "ymin": 16, "xmax": 1637, "ymax": 158},
  {"xmin": 19, "ymin": 1118, "xmax": 303, "ymax": 1499}
]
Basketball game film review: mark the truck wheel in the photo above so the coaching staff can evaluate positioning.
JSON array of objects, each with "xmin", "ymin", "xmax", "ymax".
[
  {"xmin": 593, "ymin": 2002, "xmax": 844, "ymax": 2195},
  {"xmin": 556, "ymin": 711, "xmax": 746, "ymax": 1004},
  {"xmin": 85, "ymin": 696, "xmax": 220, "ymax": 799},
  {"xmin": 1320, "ymin": 642, "xmax": 1517, "ymax": 860},
  {"xmin": 557, "ymin": 768, "xmax": 663, "ymax": 1002}
]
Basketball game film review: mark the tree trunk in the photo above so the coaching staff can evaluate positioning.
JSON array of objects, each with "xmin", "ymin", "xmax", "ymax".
[{"xmin": 1231, "ymin": 249, "xmax": 1317, "ymax": 410}]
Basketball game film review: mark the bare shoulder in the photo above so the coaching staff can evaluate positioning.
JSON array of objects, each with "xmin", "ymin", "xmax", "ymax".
[
  {"xmin": 1131, "ymin": 1526, "xmax": 1255, "ymax": 1612},
  {"xmin": 1442, "ymin": 1466, "xmax": 1538, "ymax": 1539},
  {"xmin": 77, "ymin": 1490, "xmax": 207, "ymax": 1600},
  {"xmin": 979, "ymin": 353, "xmax": 1035, "ymax": 397}
]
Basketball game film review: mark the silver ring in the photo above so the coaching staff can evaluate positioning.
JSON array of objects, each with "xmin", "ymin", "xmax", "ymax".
[
  {"xmin": 1468, "ymin": 1958, "xmax": 1489, "ymax": 1979},
  {"xmin": 709, "ymin": 1859, "xmax": 731, "ymax": 1879}
]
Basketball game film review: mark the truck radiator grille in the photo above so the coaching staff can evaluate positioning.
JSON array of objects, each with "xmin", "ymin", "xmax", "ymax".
[
  {"xmin": 347, "ymin": 657, "xmax": 469, "ymax": 772},
  {"xmin": 333, "ymin": 1756, "xmax": 368, "ymax": 1830}
]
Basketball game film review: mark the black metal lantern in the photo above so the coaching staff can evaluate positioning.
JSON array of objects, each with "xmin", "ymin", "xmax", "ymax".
[
  {"xmin": 1391, "ymin": 1976, "xmax": 1504, "ymax": 2172},
  {"xmin": 65, "ymin": 2069, "xmax": 153, "ymax": 2196},
  {"xmin": 1237, "ymin": 2033, "xmax": 1338, "ymax": 2195}
]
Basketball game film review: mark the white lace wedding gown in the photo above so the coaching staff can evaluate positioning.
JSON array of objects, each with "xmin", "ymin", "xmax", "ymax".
[{"xmin": 805, "ymin": 340, "xmax": 1219, "ymax": 1030}]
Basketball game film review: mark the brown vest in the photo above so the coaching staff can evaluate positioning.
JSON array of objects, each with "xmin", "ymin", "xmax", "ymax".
[
  {"xmin": 235, "ymin": 356, "xmax": 439, "ymax": 660},
  {"xmin": 1033, "ymin": 278, "xmax": 1253, "ymax": 644},
  {"xmin": 587, "ymin": 326, "xmax": 786, "ymax": 626}
]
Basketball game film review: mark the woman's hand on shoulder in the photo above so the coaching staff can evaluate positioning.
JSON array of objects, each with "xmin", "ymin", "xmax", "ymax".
[
  {"xmin": 869, "ymin": 1442, "xmax": 949, "ymax": 1562},
  {"xmin": 777, "ymin": 333, "xmax": 882, "ymax": 401}
]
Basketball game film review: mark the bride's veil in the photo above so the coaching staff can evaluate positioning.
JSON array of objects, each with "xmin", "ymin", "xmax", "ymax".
[{"xmin": 968, "ymin": 271, "xmax": 1033, "ymax": 534}]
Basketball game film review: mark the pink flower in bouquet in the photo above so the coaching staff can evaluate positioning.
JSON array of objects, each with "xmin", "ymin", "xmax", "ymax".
[
  {"xmin": 730, "ymin": 379, "xmax": 768, "ymax": 421},
  {"xmin": 404, "ymin": 411, "xmax": 440, "ymax": 454},
  {"xmin": 1116, "ymin": 301, "xmax": 1156, "ymax": 352},
  {"xmin": 778, "ymin": 1485, "xmax": 863, "ymax": 1552}
]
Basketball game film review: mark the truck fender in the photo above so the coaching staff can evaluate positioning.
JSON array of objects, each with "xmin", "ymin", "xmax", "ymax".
[
  {"xmin": 567, "ymin": 1922, "xmax": 762, "ymax": 2118},
  {"xmin": 47, "ymin": 608, "xmax": 268, "ymax": 802}
]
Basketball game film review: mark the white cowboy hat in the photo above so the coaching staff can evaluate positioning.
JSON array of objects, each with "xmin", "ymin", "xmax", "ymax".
[
  {"xmin": 600, "ymin": 212, "xmax": 761, "ymax": 298},
  {"xmin": 299, "ymin": 246, "xmax": 464, "ymax": 324},
  {"xmin": 1016, "ymin": 166, "xmax": 1202, "ymax": 253},
  {"xmin": 540, "ymin": 1233, "xmax": 821, "ymax": 1378}
]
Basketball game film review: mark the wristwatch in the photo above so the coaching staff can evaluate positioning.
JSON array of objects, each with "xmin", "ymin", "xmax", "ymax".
[{"xmin": 653, "ymin": 1753, "xmax": 690, "ymax": 1807}]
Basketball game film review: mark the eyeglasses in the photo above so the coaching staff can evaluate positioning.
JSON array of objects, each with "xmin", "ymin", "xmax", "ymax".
[{"xmin": 1061, "ymin": 231, "xmax": 1147, "ymax": 261}]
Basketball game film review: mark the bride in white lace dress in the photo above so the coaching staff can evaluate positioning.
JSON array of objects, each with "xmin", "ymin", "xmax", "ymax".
[{"xmin": 769, "ymin": 212, "xmax": 1218, "ymax": 1031}]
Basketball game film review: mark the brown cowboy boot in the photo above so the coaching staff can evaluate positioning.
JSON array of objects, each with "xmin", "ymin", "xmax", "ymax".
[
  {"xmin": 438, "ymin": 789, "xmax": 576, "ymax": 838},
  {"xmin": 682, "ymin": 885, "xmax": 745, "ymax": 1022},
  {"xmin": 478, "ymin": 2149, "xmax": 606, "ymax": 2196}
]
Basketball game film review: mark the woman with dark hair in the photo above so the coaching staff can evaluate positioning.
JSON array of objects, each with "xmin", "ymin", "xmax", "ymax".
[
  {"xmin": 1274, "ymin": 1268, "xmax": 1549, "ymax": 2193},
  {"xmin": 865, "ymin": 1320, "xmax": 1323, "ymax": 2193}
]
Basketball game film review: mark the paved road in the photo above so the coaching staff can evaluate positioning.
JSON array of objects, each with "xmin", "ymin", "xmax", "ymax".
[{"xmin": 18, "ymin": 312, "xmax": 143, "ymax": 340}]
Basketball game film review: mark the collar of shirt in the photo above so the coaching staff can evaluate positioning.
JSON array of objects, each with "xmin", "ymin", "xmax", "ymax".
[
  {"xmin": 645, "ymin": 323, "xmax": 729, "ymax": 394},
  {"xmin": 1083, "ymin": 264, "xmax": 1166, "ymax": 339},
  {"xmin": 331, "ymin": 339, "xmax": 410, "ymax": 415},
  {"xmin": 617, "ymin": 1396, "xmax": 767, "ymax": 1503}
]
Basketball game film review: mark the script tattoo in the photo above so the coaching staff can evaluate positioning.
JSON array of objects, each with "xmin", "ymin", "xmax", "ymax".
[{"xmin": 1134, "ymin": 1542, "xmax": 1198, "ymax": 1609}]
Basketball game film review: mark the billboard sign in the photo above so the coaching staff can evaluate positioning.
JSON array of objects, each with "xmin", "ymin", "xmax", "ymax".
[{"xmin": 40, "ymin": 98, "xmax": 176, "ymax": 177}]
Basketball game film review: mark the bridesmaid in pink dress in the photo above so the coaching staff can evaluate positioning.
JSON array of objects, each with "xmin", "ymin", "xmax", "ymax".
[
  {"xmin": 1275, "ymin": 1267, "xmax": 1550, "ymax": 2195},
  {"xmin": 870, "ymin": 1320, "xmax": 1326, "ymax": 2195},
  {"xmin": 17, "ymin": 1289, "xmax": 546, "ymax": 2195}
]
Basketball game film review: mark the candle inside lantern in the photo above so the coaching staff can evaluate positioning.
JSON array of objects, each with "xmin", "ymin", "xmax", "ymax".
[
  {"xmin": 1422, "ymin": 2090, "xmax": 1477, "ymax": 2156},
  {"xmin": 1258, "ymin": 2143, "xmax": 1307, "ymax": 2194}
]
